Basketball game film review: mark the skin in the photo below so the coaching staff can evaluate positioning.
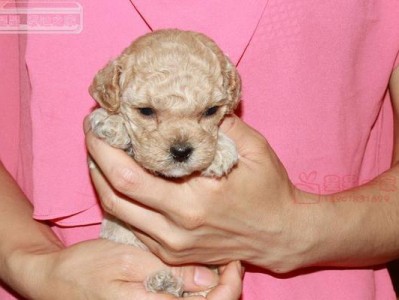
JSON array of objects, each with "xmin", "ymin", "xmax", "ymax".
[
  {"xmin": 0, "ymin": 162, "xmax": 243, "ymax": 299},
  {"xmin": 86, "ymin": 66, "xmax": 399, "ymax": 275}
]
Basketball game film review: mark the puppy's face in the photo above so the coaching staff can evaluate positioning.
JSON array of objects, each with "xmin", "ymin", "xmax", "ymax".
[{"xmin": 90, "ymin": 30, "xmax": 241, "ymax": 177}]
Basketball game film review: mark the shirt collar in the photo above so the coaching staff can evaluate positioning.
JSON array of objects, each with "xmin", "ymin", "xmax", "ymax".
[{"xmin": 129, "ymin": 0, "xmax": 269, "ymax": 65}]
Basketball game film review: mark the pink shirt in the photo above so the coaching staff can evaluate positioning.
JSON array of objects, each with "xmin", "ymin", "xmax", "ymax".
[{"xmin": 1, "ymin": 0, "xmax": 399, "ymax": 299}]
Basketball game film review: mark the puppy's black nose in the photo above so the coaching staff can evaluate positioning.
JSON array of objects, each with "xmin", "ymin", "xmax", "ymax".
[{"xmin": 170, "ymin": 143, "xmax": 193, "ymax": 162}]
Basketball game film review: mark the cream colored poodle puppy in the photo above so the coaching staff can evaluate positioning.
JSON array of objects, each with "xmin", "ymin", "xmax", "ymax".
[{"xmin": 88, "ymin": 29, "xmax": 241, "ymax": 297}]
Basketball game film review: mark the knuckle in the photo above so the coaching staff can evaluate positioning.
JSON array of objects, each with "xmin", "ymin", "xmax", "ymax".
[
  {"xmin": 149, "ymin": 243, "xmax": 164, "ymax": 259},
  {"xmin": 167, "ymin": 236, "xmax": 186, "ymax": 253},
  {"xmin": 159, "ymin": 250, "xmax": 180, "ymax": 265},
  {"xmin": 100, "ymin": 191, "xmax": 119, "ymax": 214},
  {"xmin": 156, "ymin": 241, "xmax": 193, "ymax": 265},
  {"xmin": 178, "ymin": 208, "xmax": 205, "ymax": 230},
  {"xmin": 109, "ymin": 167, "xmax": 136, "ymax": 193},
  {"xmin": 161, "ymin": 233, "xmax": 190, "ymax": 255}
]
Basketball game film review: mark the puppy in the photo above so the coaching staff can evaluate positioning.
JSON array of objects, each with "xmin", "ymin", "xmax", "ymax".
[{"xmin": 88, "ymin": 29, "xmax": 241, "ymax": 297}]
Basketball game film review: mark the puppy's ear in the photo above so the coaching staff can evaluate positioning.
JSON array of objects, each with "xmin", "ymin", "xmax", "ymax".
[
  {"xmin": 223, "ymin": 56, "xmax": 241, "ymax": 113},
  {"xmin": 89, "ymin": 60, "xmax": 121, "ymax": 113}
]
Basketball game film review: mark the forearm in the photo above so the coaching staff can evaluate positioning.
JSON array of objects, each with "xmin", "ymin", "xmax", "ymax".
[
  {"xmin": 0, "ymin": 162, "xmax": 63, "ymax": 294},
  {"xmin": 296, "ymin": 164, "xmax": 399, "ymax": 269}
]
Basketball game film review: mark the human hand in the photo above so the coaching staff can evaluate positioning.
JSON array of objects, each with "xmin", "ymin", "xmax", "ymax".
[
  {"xmin": 86, "ymin": 115, "xmax": 318, "ymax": 274},
  {"xmin": 7, "ymin": 239, "xmax": 242, "ymax": 299}
]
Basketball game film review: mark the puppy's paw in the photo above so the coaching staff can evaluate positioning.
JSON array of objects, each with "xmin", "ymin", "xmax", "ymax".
[
  {"xmin": 202, "ymin": 132, "xmax": 238, "ymax": 177},
  {"xmin": 145, "ymin": 269, "xmax": 184, "ymax": 297},
  {"xmin": 89, "ymin": 108, "xmax": 132, "ymax": 152}
]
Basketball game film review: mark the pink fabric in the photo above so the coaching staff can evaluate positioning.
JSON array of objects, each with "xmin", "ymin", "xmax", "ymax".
[
  {"xmin": 0, "ymin": 35, "xmax": 20, "ymax": 176},
  {"xmin": 22, "ymin": 1, "xmax": 150, "ymax": 223},
  {"xmin": 131, "ymin": 0, "xmax": 268, "ymax": 64},
  {"xmin": 1, "ymin": 0, "xmax": 399, "ymax": 299}
]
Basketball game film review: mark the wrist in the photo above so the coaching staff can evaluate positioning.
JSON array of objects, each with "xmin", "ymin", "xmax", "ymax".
[
  {"xmin": 284, "ymin": 188, "xmax": 337, "ymax": 270},
  {"xmin": 2, "ymin": 242, "xmax": 63, "ymax": 299},
  {"xmin": 291, "ymin": 188, "xmax": 375, "ymax": 269},
  {"xmin": 249, "ymin": 187, "xmax": 327, "ymax": 273}
]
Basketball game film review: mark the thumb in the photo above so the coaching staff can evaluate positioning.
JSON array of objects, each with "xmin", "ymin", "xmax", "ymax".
[
  {"xmin": 172, "ymin": 265, "xmax": 219, "ymax": 292},
  {"xmin": 220, "ymin": 115, "xmax": 268, "ymax": 154}
]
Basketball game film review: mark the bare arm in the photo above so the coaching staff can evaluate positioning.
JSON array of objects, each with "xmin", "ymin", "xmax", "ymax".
[{"xmin": 0, "ymin": 162, "xmax": 63, "ymax": 297}]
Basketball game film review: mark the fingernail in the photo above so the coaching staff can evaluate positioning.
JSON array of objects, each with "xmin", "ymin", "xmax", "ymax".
[{"xmin": 194, "ymin": 267, "xmax": 218, "ymax": 288}]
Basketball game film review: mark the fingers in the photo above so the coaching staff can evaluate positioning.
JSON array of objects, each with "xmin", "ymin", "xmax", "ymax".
[
  {"xmin": 172, "ymin": 265, "xmax": 219, "ymax": 292},
  {"xmin": 89, "ymin": 159, "xmax": 177, "ymax": 244},
  {"xmin": 89, "ymin": 155, "xmax": 203, "ymax": 259},
  {"xmin": 206, "ymin": 261, "xmax": 243, "ymax": 300},
  {"xmin": 92, "ymin": 240, "xmax": 217, "ymax": 299},
  {"xmin": 220, "ymin": 115, "xmax": 268, "ymax": 155},
  {"xmin": 85, "ymin": 123, "xmax": 184, "ymax": 213}
]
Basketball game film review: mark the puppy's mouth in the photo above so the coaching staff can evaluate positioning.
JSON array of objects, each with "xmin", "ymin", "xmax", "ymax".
[
  {"xmin": 163, "ymin": 146, "xmax": 198, "ymax": 178},
  {"xmin": 132, "ymin": 137, "xmax": 217, "ymax": 178},
  {"xmin": 157, "ymin": 147, "xmax": 212, "ymax": 178}
]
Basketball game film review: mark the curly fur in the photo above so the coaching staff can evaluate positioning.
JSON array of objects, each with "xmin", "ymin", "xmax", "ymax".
[{"xmin": 89, "ymin": 29, "xmax": 241, "ymax": 297}]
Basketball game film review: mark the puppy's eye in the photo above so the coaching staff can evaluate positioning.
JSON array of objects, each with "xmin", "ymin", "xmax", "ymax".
[
  {"xmin": 138, "ymin": 107, "xmax": 155, "ymax": 117},
  {"xmin": 203, "ymin": 106, "xmax": 219, "ymax": 117}
]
